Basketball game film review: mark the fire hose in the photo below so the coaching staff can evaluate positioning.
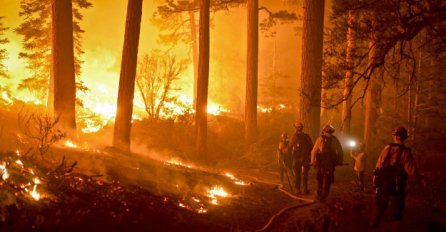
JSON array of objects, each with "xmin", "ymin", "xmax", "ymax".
[{"xmin": 240, "ymin": 172, "xmax": 315, "ymax": 232}]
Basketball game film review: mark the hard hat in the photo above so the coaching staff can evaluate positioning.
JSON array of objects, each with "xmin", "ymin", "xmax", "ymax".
[
  {"xmin": 294, "ymin": 122, "xmax": 303, "ymax": 128},
  {"xmin": 322, "ymin": 124, "xmax": 335, "ymax": 133},
  {"xmin": 392, "ymin": 126, "xmax": 408, "ymax": 139}
]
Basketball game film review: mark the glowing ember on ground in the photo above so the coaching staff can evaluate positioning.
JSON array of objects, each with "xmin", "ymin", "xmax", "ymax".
[
  {"xmin": 64, "ymin": 140, "xmax": 78, "ymax": 148},
  {"xmin": 206, "ymin": 185, "xmax": 230, "ymax": 205},
  {"xmin": 165, "ymin": 158, "xmax": 193, "ymax": 169},
  {"xmin": 224, "ymin": 172, "xmax": 249, "ymax": 186},
  {"xmin": 15, "ymin": 159, "xmax": 24, "ymax": 167},
  {"xmin": 197, "ymin": 207, "xmax": 207, "ymax": 214},
  {"xmin": 207, "ymin": 186, "xmax": 229, "ymax": 198},
  {"xmin": 0, "ymin": 162, "xmax": 9, "ymax": 180},
  {"xmin": 33, "ymin": 177, "xmax": 41, "ymax": 185},
  {"xmin": 30, "ymin": 185, "xmax": 40, "ymax": 201}
]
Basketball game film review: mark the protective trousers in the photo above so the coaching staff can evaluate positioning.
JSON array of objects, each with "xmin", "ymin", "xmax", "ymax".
[
  {"xmin": 316, "ymin": 167, "xmax": 334, "ymax": 201},
  {"xmin": 371, "ymin": 189, "xmax": 406, "ymax": 228},
  {"xmin": 294, "ymin": 160, "xmax": 309, "ymax": 192}
]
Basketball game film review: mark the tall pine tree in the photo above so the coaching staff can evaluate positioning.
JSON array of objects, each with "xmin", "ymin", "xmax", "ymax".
[
  {"xmin": 113, "ymin": 0, "xmax": 143, "ymax": 151},
  {"xmin": 245, "ymin": 0, "xmax": 258, "ymax": 145},
  {"xmin": 195, "ymin": 0, "xmax": 210, "ymax": 160},
  {"xmin": 299, "ymin": 0, "xmax": 325, "ymax": 139},
  {"xmin": 51, "ymin": 0, "xmax": 77, "ymax": 130},
  {"xmin": 15, "ymin": 0, "xmax": 91, "ymax": 102}
]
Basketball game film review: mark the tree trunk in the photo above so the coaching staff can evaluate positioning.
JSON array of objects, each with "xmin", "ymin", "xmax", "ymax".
[
  {"xmin": 51, "ymin": 0, "xmax": 76, "ymax": 131},
  {"xmin": 363, "ymin": 40, "xmax": 382, "ymax": 150},
  {"xmin": 195, "ymin": 0, "xmax": 210, "ymax": 159},
  {"xmin": 341, "ymin": 11, "xmax": 355, "ymax": 137},
  {"xmin": 189, "ymin": 10, "xmax": 199, "ymax": 107},
  {"xmin": 113, "ymin": 0, "xmax": 143, "ymax": 151},
  {"xmin": 245, "ymin": 0, "xmax": 258, "ymax": 145},
  {"xmin": 299, "ymin": 0, "xmax": 325, "ymax": 139}
]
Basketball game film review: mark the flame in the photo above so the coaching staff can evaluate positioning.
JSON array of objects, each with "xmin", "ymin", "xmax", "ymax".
[
  {"xmin": 15, "ymin": 159, "xmax": 24, "ymax": 167},
  {"xmin": 1, "ymin": 91, "xmax": 13, "ymax": 105},
  {"xmin": 0, "ymin": 162, "xmax": 9, "ymax": 180},
  {"xmin": 30, "ymin": 185, "xmax": 40, "ymax": 201},
  {"xmin": 224, "ymin": 172, "xmax": 249, "ymax": 186},
  {"xmin": 197, "ymin": 207, "xmax": 207, "ymax": 214},
  {"xmin": 258, "ymin": 106, "xmax": 273, "ymax": 113},
  {"xmin": 165, "ymin": 158, "xmax": 193, "ymax": 169},
  {"xmin": 64, "ymin": 140, "xmax": 78, "ymax": 148},
  {"xmin": 207, "ymin": 186, "xmax": 229, "ymax": 198},
  {"xmin": 33, "ymin": 177, "xmax": 41, "ymax": 185},
  {"xmin": 206, "ymin": 185, "xmax": 230, "ymax": 205},
  {"xmin": 207, "ymin": 104, "xmax": 230, "ymax": 116}
]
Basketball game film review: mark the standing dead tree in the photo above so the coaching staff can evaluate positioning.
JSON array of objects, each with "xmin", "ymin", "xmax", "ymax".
[
  {"xmin": 17, "ymin": 112, "xmax": 66, "ymax": 159},
  {"xmin": 136, "ymin": 51, "xmax": 187, "ymax": 120}
]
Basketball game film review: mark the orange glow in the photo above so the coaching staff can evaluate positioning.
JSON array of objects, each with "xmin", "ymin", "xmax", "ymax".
[
  {"xmin": 206, "ymin": 185, "xmax": 229, "ymax": 205},
  {"xmin": 224, "ymin": 172, "xmax": 249, "ymax": 185},
  {"xmin": 0, "ymin": 162, "xmax": 9, "ymax": 180},
  {"xmin": 64, "ymin": 140, "xmax": 78, "ymax": 148},
  {"xmin": 30, "ymin": 185, "xmax": 40, "ymax": 201},
  {"xmin": 165, "ymin": 158, "xmax": 193, "ymax": 169}
]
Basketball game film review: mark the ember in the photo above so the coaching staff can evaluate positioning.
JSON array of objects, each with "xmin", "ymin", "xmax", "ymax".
[
  {"xmin": 64, "ymin": 140, "xmax": 78, "ymax": 148},
  {"xmin": 224, "ymin": 172, "xmax": 249, "ymax": 186},
  {"xmin": 30, "ymin": 185, "xmax": 40, "ymax": 201},
  {"xmin": 165, "ymin": 158, "xmax": 193, "ymax": 169},
  {"xmin": 206, "ymin": 185, "xmax": 230, "ymax": 205}
]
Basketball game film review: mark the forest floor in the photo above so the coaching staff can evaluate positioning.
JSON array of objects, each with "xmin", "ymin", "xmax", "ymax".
[
  {"xmin": 0, "ymin": 108, "xmax": 445, "ymax": 231},
  {"xmin": 0, "ymin": 146, "xmax": 445, "ymax": 232}
]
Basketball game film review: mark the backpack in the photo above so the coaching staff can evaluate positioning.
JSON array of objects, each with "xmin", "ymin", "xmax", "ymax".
[
  {"xmin": 373, "ymin": 144, "xmax": 408, "ymax": 193},
  {"xmin": 316, "ymin": 136, "xmax": 338, "ymax": 168}
]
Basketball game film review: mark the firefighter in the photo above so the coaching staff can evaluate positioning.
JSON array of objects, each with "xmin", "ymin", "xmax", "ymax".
[
  {"xmin": 370, "ymin": 126, "xmax": 424, "ymax": 228},
  {"xmin": 289, "ymin": 122, "xmax": 313, "ymax": 194},
  {"xmin": 277, "ymin": 132, "xmax": 292, "ymax": 184},
  {"xmin": 351, "ymin": 142, "xmax": 366, "ymax": 192},
  {"xmin": 311, "ymin": 125, "xmax": 344, "ymax": 202}
]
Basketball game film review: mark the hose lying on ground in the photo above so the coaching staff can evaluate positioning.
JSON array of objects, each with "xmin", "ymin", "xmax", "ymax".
[{"xmin": 240, "ymin": 172, "xmax": 315, "ymax": 232}]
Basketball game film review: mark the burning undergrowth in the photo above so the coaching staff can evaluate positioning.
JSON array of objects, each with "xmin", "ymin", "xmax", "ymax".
[{"xmin": 0, "ymin": 141, "xmax": 299, "ymax": 231}]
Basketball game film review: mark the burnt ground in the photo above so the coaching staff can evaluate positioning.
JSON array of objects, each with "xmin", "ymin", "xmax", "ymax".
[
  {"xmin": 0, "ymin": 147, "xmax": 308, "ymax": 232},
  {"xmin": 1, "ymin": 146, "xmax": 445, "ymax": 232}
]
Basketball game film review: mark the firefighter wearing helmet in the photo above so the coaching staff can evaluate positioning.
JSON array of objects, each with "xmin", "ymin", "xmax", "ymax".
[
  {"xmin": 289, "ymin": 122, "xmax": 313, "ymax": 194},
  {"xmin": 370, "ymin": 126, "xmax": 424, "ymax": 228},
  {"xmin": 310, "ymin": 124, "xmax": 344, "ymax": 202},
  {"xmin": 277, "ymin": 132, "xmax": 293, "ymax": 184}
]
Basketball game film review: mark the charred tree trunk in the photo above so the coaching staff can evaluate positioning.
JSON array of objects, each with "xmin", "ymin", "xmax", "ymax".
[
  {"xmin": 113, "ymin": 0, "xmax": 143, "ymax": 151},
  {"xmin": 189, "ymin": 10, "xmax": 199, "ymax": 107},
  {"xmin": 245, "ymin": 0, "xmax": 258, "ymax": 145},
  {"xmin": 51, "ymin": 0, "xmax": 76, "ymax": 131},
  {"xmin": 195, "ymin": 0, "xmax": 210, "ymax": 159},
  {"xmin": 299, "ymin": 0, "xmax": 325, "ymax": 139},
  {"xmin": 341, "ymin": 11, "xmax": 355, "ymax": 137}
]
